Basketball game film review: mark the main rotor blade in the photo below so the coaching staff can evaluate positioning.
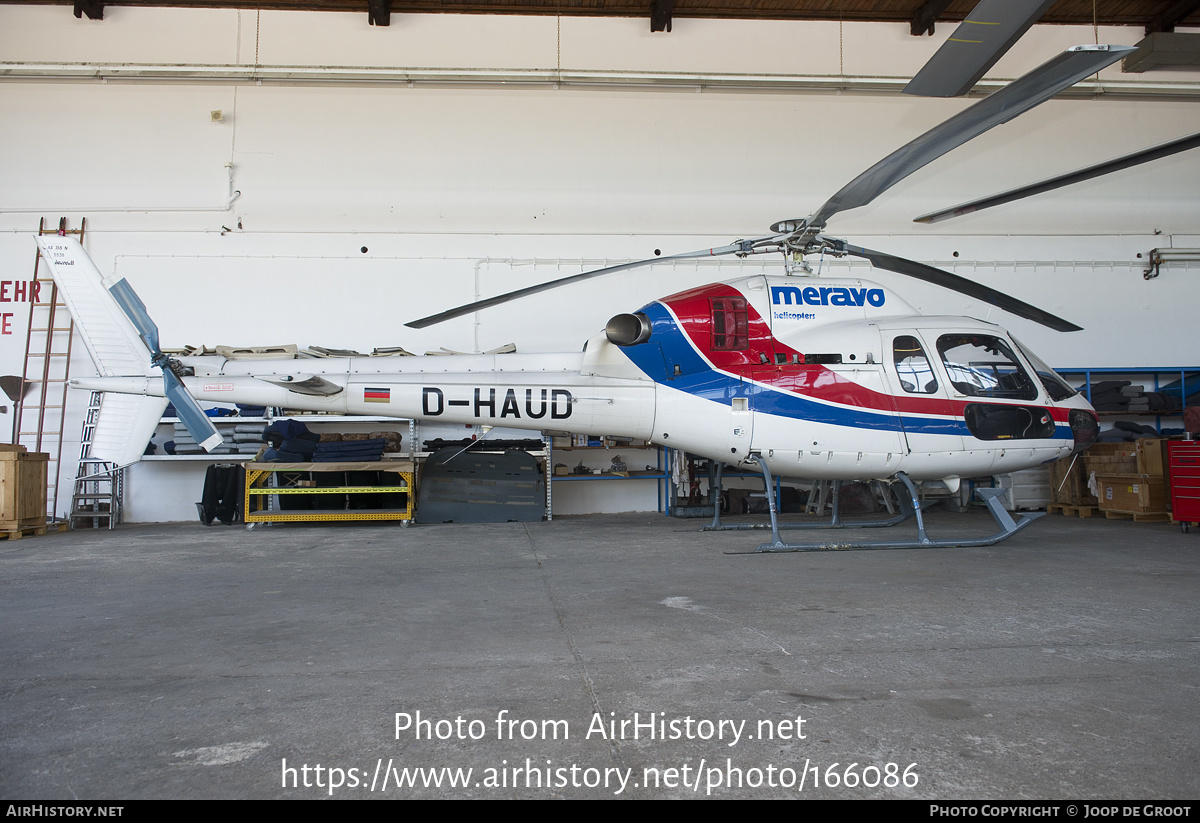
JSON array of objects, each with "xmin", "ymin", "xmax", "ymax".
[
  {"xmin": 914, "ymin": 130, "xmax": 1200, "ymax": 224},
  {"xmin": 840, "ymin": 243, "xmax": 1082, "ymax": 332},
  {"xmin": 163, "ymin": 370, "xmax": 223, "ymax": 451},
  {"xmin": 904, "ymin": 0, "xmax": 1057, "ymax": 98},
  {"xmin": 809, "ymin": 44, "xmax": 1133, "ymax": 229},
  {"xmin": 405, "ymin": 241, "xmax": 769, "ymax": 329}
]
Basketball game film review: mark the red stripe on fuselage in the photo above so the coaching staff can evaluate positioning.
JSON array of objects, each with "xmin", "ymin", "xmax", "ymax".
[{"xmin": 658, "ymin": 283, "xmax": 1067, "ymax": 421}]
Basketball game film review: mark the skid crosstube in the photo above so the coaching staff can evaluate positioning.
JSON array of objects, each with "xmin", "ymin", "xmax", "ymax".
[{"xmin": 722, "ymin": 456, "xmax": 1041, "ymax": 553}]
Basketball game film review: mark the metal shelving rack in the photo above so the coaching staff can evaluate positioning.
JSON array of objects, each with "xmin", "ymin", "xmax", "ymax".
[
  {"xmin": 1056, "ymin": 367, "xmax": 1197, "ymax": 432},
  {"xmin": 546, "ymin": 442, "xmax": 668, "ymax": 515}
]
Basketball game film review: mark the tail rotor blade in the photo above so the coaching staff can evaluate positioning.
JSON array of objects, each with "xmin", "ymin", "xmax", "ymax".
[
  {"xmin": 69, "ymin": 256, "xmax": 221, "ymax": 448},
  {"xmin": 107, "ymin": 277, "xmax": 162, "ymax": 358},
  {"xmin": 841, "ymin": 243, "xmax": 1082, "ymax": 332},
  {"xmin": 163, "ymin": 370, "xmax": 223, "ymax": 451}
]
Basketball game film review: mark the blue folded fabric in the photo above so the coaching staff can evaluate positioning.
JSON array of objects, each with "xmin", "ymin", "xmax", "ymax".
[
  {"xmin": 312, "ymin": 439, "xmax": 387, "ymax": 462},
  {"xmin": 281, "ymin": 438, "xmax": 318, "ymax": 457},
  {"xmin": 264, "ymin": 419, "xmax": 317, "ymax": 441}
]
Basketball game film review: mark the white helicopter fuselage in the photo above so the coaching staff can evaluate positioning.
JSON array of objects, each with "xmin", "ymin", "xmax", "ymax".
[{"xmin": 73, "ymin": 273, "xmax": 1098, "ymax": 481}]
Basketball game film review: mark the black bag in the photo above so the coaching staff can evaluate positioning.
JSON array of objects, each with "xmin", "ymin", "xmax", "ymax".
[{"xmin": 200, "ymin": 465, "xmax": 244, "ymax": 525}]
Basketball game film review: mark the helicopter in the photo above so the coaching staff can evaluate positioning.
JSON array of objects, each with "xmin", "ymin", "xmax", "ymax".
[{"xmin": 38, "ymin": 13, "xmax": 1193, "ymax": 551}]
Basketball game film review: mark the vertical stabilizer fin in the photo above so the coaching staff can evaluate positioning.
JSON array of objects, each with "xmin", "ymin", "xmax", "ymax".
[
  {"xmin": 90, "ymin": 393, "xmax": 170, "ymax": 467},
  {"xmin": 33, "ymin": 236, "xmax": 154, "ymax": 378},
  {"xmin": 34, "ymin": 235, "xmax": 223, "ymax": 452}
]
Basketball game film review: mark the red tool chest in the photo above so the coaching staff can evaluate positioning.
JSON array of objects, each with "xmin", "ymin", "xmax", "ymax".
[{"xmin": 1168, "ymin": 440, "xmax": 1200, "ymax": 533}]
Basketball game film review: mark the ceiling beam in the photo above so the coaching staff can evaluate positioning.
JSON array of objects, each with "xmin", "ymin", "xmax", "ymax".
[
  {"xmin": 650, "ymin": 0, "xmax": 674, "ymax": 32},
  {"xmin": 910, "ymin": 0, "xmax": 954, "ymax": 36},
  {"xmin": 1123, "ymin": 31, "xmax": 1200, "ymax": 71},
  {"xmin": 368, "ymin": 0, "xmax": 390, "ymax": 26},
  {"xmin": 73, "ymin": 0, "xmax": 104, "ymax": 20},
  {"xmin": 1146, "ymin": 0, "xmax": 1200, "ymax": 33}
]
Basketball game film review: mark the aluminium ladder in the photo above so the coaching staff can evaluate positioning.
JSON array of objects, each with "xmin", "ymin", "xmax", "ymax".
[{"xmin": 70, "ymin": 391, "xmax": 122, "ymax": 529}]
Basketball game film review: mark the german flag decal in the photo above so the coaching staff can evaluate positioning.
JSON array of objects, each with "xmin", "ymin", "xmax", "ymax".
[{"xmin": 364, "ymin": 386, "xmax": 391, "ymax": 404}]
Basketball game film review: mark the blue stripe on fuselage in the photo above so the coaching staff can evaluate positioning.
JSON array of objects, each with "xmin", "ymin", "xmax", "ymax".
[
  {"xmin": 622, "ymin": 301, "xmax": 905, "ymax": 433},
  {"xmin": 621, "ymin": 301, "xmax": 1072, "ymax": 440}
]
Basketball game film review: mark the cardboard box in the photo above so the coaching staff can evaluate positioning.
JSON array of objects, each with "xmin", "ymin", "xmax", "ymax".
[{"xmin": 1094, "ymin": 473, "xmax": 1168, "ymax": 515}]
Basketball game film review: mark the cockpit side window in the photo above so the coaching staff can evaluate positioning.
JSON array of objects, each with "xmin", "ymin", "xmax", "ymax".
[
  {"xmin": 710, "ymin": 297, "xmax": 749, "ymax": 351},
  {"xmin": 936, "ymin": 334, "xmax": 1038, "ymax": 401},
  {"xmin": 893, "ymin": 335, "xmax": 938, "ymax": 394}
]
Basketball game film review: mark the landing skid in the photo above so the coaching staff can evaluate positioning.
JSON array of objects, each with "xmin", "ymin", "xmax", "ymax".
[
  {"xmin": 723, "ymin": 457, "xmax": 1043, "ymax": 553},
  {"xmin": 704, "ymin": 461, "xmax": 923, "ymax": 533}
]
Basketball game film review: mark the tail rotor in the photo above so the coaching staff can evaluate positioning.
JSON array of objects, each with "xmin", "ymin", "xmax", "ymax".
[
  {"xmin": 105, "ymin": 278, "xmax": 223, "ymax": 451},
  {"xmin": 35, "ymin": 236, "xmax": 223, "ymax": 452}
]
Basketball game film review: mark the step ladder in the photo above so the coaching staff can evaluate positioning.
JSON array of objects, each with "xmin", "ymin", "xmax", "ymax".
[
  {"xmin": 12, "ymin": 217, "xmax": 85, "ymax": 523},
  {"xmin": 70, "ymin": 391, "xmax": 123, "ymax": 529}
]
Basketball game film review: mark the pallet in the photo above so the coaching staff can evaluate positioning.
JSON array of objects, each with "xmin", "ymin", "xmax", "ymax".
[
  {"xmin": 1101, "ymin": 510, "xmax": 1172, "ymax": 523},
  {"xmin": 0, "ymin": 524, "xmax": 46, "ymax": 540},
  {"xmin": 0, "ymin": 521, "xmax": 66, "ymax": 540},
  {"xmin": 1048, "ymin": 504, "xmax": 1099, "ymax": 518}
]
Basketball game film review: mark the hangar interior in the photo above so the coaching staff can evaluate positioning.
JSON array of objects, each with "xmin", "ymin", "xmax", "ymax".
[
  {"xmin": 2, "ymin": 0, "xmax": 1199, "ymax": 525},
  {"xmin": 5, "ymin": 0, "xmax": 1200, "ymax": 803}
]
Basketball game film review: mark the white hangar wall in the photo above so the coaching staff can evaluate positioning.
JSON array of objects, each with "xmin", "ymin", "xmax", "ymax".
[{"xmin": 1, "ymin": 6, "xmax": 1198, "ymax": 520}]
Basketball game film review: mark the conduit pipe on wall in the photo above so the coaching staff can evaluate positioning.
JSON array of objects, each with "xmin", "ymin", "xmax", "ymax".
[
  {"xmin": 0, "ymin": 162, "xmax": 242, "ymax": 215},
  {"xmin": 5, "ymin": 62, "xmax": 1200, "ymax": 98}
]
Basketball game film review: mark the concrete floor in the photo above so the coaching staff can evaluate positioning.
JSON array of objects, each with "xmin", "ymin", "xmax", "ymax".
[{"xmin": 1, "ymin": 509, "xmax": 1197, "ymax": 800}]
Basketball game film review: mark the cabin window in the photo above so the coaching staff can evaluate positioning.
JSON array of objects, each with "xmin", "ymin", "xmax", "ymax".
[
  {"xmin": 936, "ymin": 334, "xmax": 1037, "ymax": 401},
  {"xmin": 893, "ymin": 335, "xmax": 938, "ymax": 394},
  {"xmin": 710, "ymin": 297, "xmax": 749, "ymax": 351}
]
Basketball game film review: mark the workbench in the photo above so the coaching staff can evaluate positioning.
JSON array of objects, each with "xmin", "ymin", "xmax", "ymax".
[{"xmin": 243, "ymin": 460, "xmax": 414, "ymax": 526}]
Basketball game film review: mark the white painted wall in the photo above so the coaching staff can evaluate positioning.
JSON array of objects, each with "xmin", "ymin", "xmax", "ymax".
[{"xmin": 2, "ymin": 6, "xmax": 1198, "ymax": 520}]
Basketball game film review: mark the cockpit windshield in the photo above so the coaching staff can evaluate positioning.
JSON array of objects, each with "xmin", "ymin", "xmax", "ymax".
[{"xmin": 1012, "ymin": 337, "xmax": 1078, "ymax": 402}]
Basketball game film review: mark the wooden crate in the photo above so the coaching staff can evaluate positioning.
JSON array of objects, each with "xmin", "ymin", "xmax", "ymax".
[
  {"xmin": 1135, "ymin": 437, "xmax": 1168, "ymax": 477},
  {"xmin": 1084, "ymin": 443, "xmax": 1138, "ymax": 475},
  {"xmin": 1049, "ymin": 455, "xmax": 1097, "ymax": 506},
  {"xmin": 0, "ymin": 447, "xmax": 48, "ymax": 530},
  {"xmin": 1094, "ymin": 472, "xmax": 1168, "ymax": 516},
  {"xmin": 1083, "ymin": 439, "xmax": 1169, "ymax": 481}
]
